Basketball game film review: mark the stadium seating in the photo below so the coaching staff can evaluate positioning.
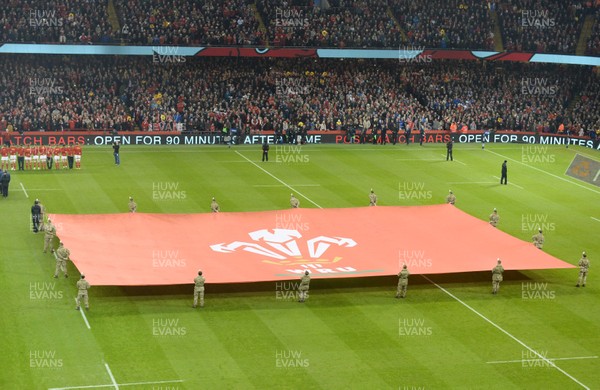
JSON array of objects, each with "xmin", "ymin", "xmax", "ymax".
[
  {"xmin": 112, "ymin": 0, "xmax": 264, "ymax": 45},
  {"xmin": 498, "ymin": 0, "xmax": 586, "ymax": 54},
  {"xmin": 389, "ymin": 0, "xmax": 494, "ymax": 50},
  {"xmin": 1, "ymin": 0, "xmax": 597, "ymax": 55},
  {"xmin": 0, "ymin": 56, "xmax": 597, "ymax": 139},
  {"xmin": 0, "ymin": 0, "xmax": 114, "ymax": 44},
  {"xmin": 257, "ymin": 0, "xmax": 400, "ymax": 48}
]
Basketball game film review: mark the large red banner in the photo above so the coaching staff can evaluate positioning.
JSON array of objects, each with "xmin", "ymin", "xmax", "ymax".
[{"xmin": 50, "ymin": 205, "xmax": 574, "ymax": 286}]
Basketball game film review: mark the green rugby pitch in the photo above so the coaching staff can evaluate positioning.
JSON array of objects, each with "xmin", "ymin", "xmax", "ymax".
[{"xmin": 1, "ymin": 143, "xmax": 598, "ymax": 389}]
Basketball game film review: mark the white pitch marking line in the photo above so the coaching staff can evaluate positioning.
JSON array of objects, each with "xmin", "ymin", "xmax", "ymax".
[
  {"xmin": 592, "ymin": 217, "xmax": 600, "ymax": 223},
  {"xmin": 448, "ymin": 181, "xmax": 497, "ymax": 184},
  {"xmin": 487, "ymin": 149, "xmax": 600, "ymax": 195},
  {"xmin": 104, "ymin": 363, "xmax": 118, "ymax": 390},
  {"xmin": 440, "ymin": 154, "xmax": 467, "ymax": 165},
  {"xmin": 253, "ymin": 184, "xmax": 321, "ymax": 187},
  {"xmin": 492, "ymin": 176, "xmax": 524, "ymax": 189},
  {"xmin": 49, "ymin": 384, "xmax": 116, "ymax": 390},
  {"xmin": 396, "ymin": 158, "xmax": 441, "ymax": 161},
  {"xmin": 236, "ymin": 151, "xmax": 323, "ymax": 209},
  {"xmin": 20, "ymin": 182, "xmax": 29, "ymax": 198},
  {"xmin": 487, "ymin": 356, "xmax": 598, "ymax": 364},
  {"xmin": 74, "ymin": 298, "xmax": 91, "ymax": 329},
  {"xmin": 113, "ymin": 379, "xmax": 184, "ymax": 388},
  {"xmin": 48, "ymin": 379, "xmax": 184, "ymax": 390},
  {"xmin": 510, "ymin": 182, "xmax": 524, "ymax": 189},
  {"xmin": 421, "ymin": 275, "xmax": 590, "ymax": 390}
]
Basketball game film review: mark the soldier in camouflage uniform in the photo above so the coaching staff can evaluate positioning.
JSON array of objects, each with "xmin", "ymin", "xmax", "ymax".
[
  {"xmin": 489, "ymin": 208, "xmax": 500, "ymax": 227},
  {"xmin": 298, "ymin": 270, "xmax": 310, "ymax": 302},
  {"xmin": 76, "ymin": 274, "xmax": 90, "ymax": 310},
  {"xmin": 576, "ymin": 252, "xmax": 590, "ymax": 287},
  {"xmin": 43, "ymin": 218, "xmax": 56, "ymax": 253},
  {"xmin": 446, "ymin": 190, "xmax": 456, "ymax": 205},
  {"xmin": 211, "ymin": 197, "xmax": 220, "ymax": 213},
  {"xmin": 492, "ymin": 259, "xmax": 504, "ymax": 294},
  {"xmin": 128, "ymin": 196, "xmax": 137, "ymax": 213},
  {"xmin": 532, "ymin": 229, "xmax": 544, "ymax": 249},
  {"xmin": 290, "ymin": 194, "xmax": 300, "ymax": 208},
  {"xmin": 193, "ymin": 270, "xmax": 206, "ymax": 308},
  {"xmin": 369, "ymin": 189, "xmax": 377, "ymax": 206},
  {"xmin": 53, "ymin": 241, "xmax": 69, "ymax": 278},
  {"xmin": 396, "ymin": 264, "xmax": 410, "ymax": 298}
]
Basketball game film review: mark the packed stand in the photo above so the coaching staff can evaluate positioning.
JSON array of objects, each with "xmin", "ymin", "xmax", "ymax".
[
  {"xmin": 585, "ymin": 8, "xmax": 600, "ymax": 56},
  {"xmin": 113, "ymin": 0, "xmax": 264, "ymax": 45},
  {"xmin": 389, "ymin": 0, "xmax": 495, "ymax": 50},
  {"xmin": 401, "ymin": 61, "xmax": 588, "ymax": 135},
  {"xmin": 498, "ymin": 0, "xmax": 586, "ymax": 53},
  {"xmin": 568, "ymin": 71, "xmax": 600, "ymax": 137},
  {"xmin": 0, "ymin": 0, "xmax": 593, "ymax": 55},
  {"xmin": 257, "ymin": 0, "xmax": 400, "ymax": 48},
  {"xmin": 0, "ymin": 0, "xmax": 114, "ymax": 44},
  {"xmin": 0, "ymin": 56, "xmax": 597, "ymax": 139}
]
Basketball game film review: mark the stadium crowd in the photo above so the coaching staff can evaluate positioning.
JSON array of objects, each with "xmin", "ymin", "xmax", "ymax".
[
  {"xmin": 114, "ymin": 0, "xmax": 264, "ymax": 46},
  {"xmin": 498, "ymin": 0, "xmax": 587, "ymax": 53},
  {"xmin": 403, "ymin": 61, "xmax": 586, "ymax": 134},
  {"xmin": 569, "ymin": 74, "xmax": 600, "ymax": 133},
  {"xmin": 0, "ymin": 0, "xmax": 598, "ymax": 54},
  {"xmin": 390, "ymin": 0, "xmax": 495, "ymax": 50},
  {"xmin": 257, "ymin": 0, "xmax": 401, "ymax": 48},
  {"xmin": 0, "ymin": 56, "xmax": 598, "ymax": 139},
  {"xmin": 586, "ymin": 6, "xmax": 600, "ymax": 55},
  {"xmin": 0, "ymin": 0, "xmax": 114, "ymax": 44}
]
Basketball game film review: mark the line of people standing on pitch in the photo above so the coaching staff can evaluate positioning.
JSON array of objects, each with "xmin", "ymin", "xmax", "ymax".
[
  {"xmin": 273, "ymin": 124, "xmax": 309, "ymax": 145},
  {"xmin": 33, "ymin": 205, "xmax": 91, "ymax": 310},
  {"xmin": 0, "ymin": 144, "xmax": 83, "ymax": 171},
  {"xmin": 352, "ymin": 120, "xmax": 426, "ymax": 146}
]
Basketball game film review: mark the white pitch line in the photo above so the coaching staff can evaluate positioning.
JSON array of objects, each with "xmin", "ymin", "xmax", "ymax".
[
  {"xmin": 421, "ymin": 275, "xmax": 590, "ymax": 390},
  {"xmin": 20, "ymin": 182, "xmax": 29, "ymax": 198},
  {"xmin": 49, "ymin": 379, "xmax": 184, "ymax": 390},
  {"xmin": 253, "ymin": 184, "xmax": 321, "ymax": 187},
  {"xmin": 487, "ymin": 149, "xmax": 600, "ymax": 195},
  {"xmin": 448, "ymin": 181, "xmax": 497, "ymax": 185},
  {"xmin": 104, "ymin": 363, "xmax": 119, "ymax": 390},
  {"xmin": 492, "ymin": 176, "xmax": 524, "ymax": 189},
  {"xmin": 74, "ymin": 298, "xmax": 91, "ymax": 329},
  {"xmin": 592, "ymin": 217, "xmax": 600, "ymax": 223},
  {"xmin": 487, "ymin": 356, "xmax": 598, "ymax": 364},
  {"xmin": 114, "ymin": 379, "xmax": 184, "ymax": 388},
  {"xmin": 396, "ymin": 158, "xmax": 441, "ymax": 161},
  {"xmin": 235, "ymin": 151, "xmax": 323, "ymax": 209},
  {"xmin": 510, "ymin": 182, "xmax": 524, "ymax": 189},
  {"xmin": 439, "ymin": 154, "xmax": 467, "ymax": 165},
  {"xmin": 49, "ymin": 384, "xmax": 116, "ymax": 390}
]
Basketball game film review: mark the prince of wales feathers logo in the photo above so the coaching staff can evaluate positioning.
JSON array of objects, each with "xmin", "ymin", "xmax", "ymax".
[{"xmin": 210, "ymin": 229, "xmax": 374, "ymax": 275}]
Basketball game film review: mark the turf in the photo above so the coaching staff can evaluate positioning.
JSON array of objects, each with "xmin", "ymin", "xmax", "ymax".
[{"xmin": 1, "ymin": 142, "xmax": 598, "ymax": 389}]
